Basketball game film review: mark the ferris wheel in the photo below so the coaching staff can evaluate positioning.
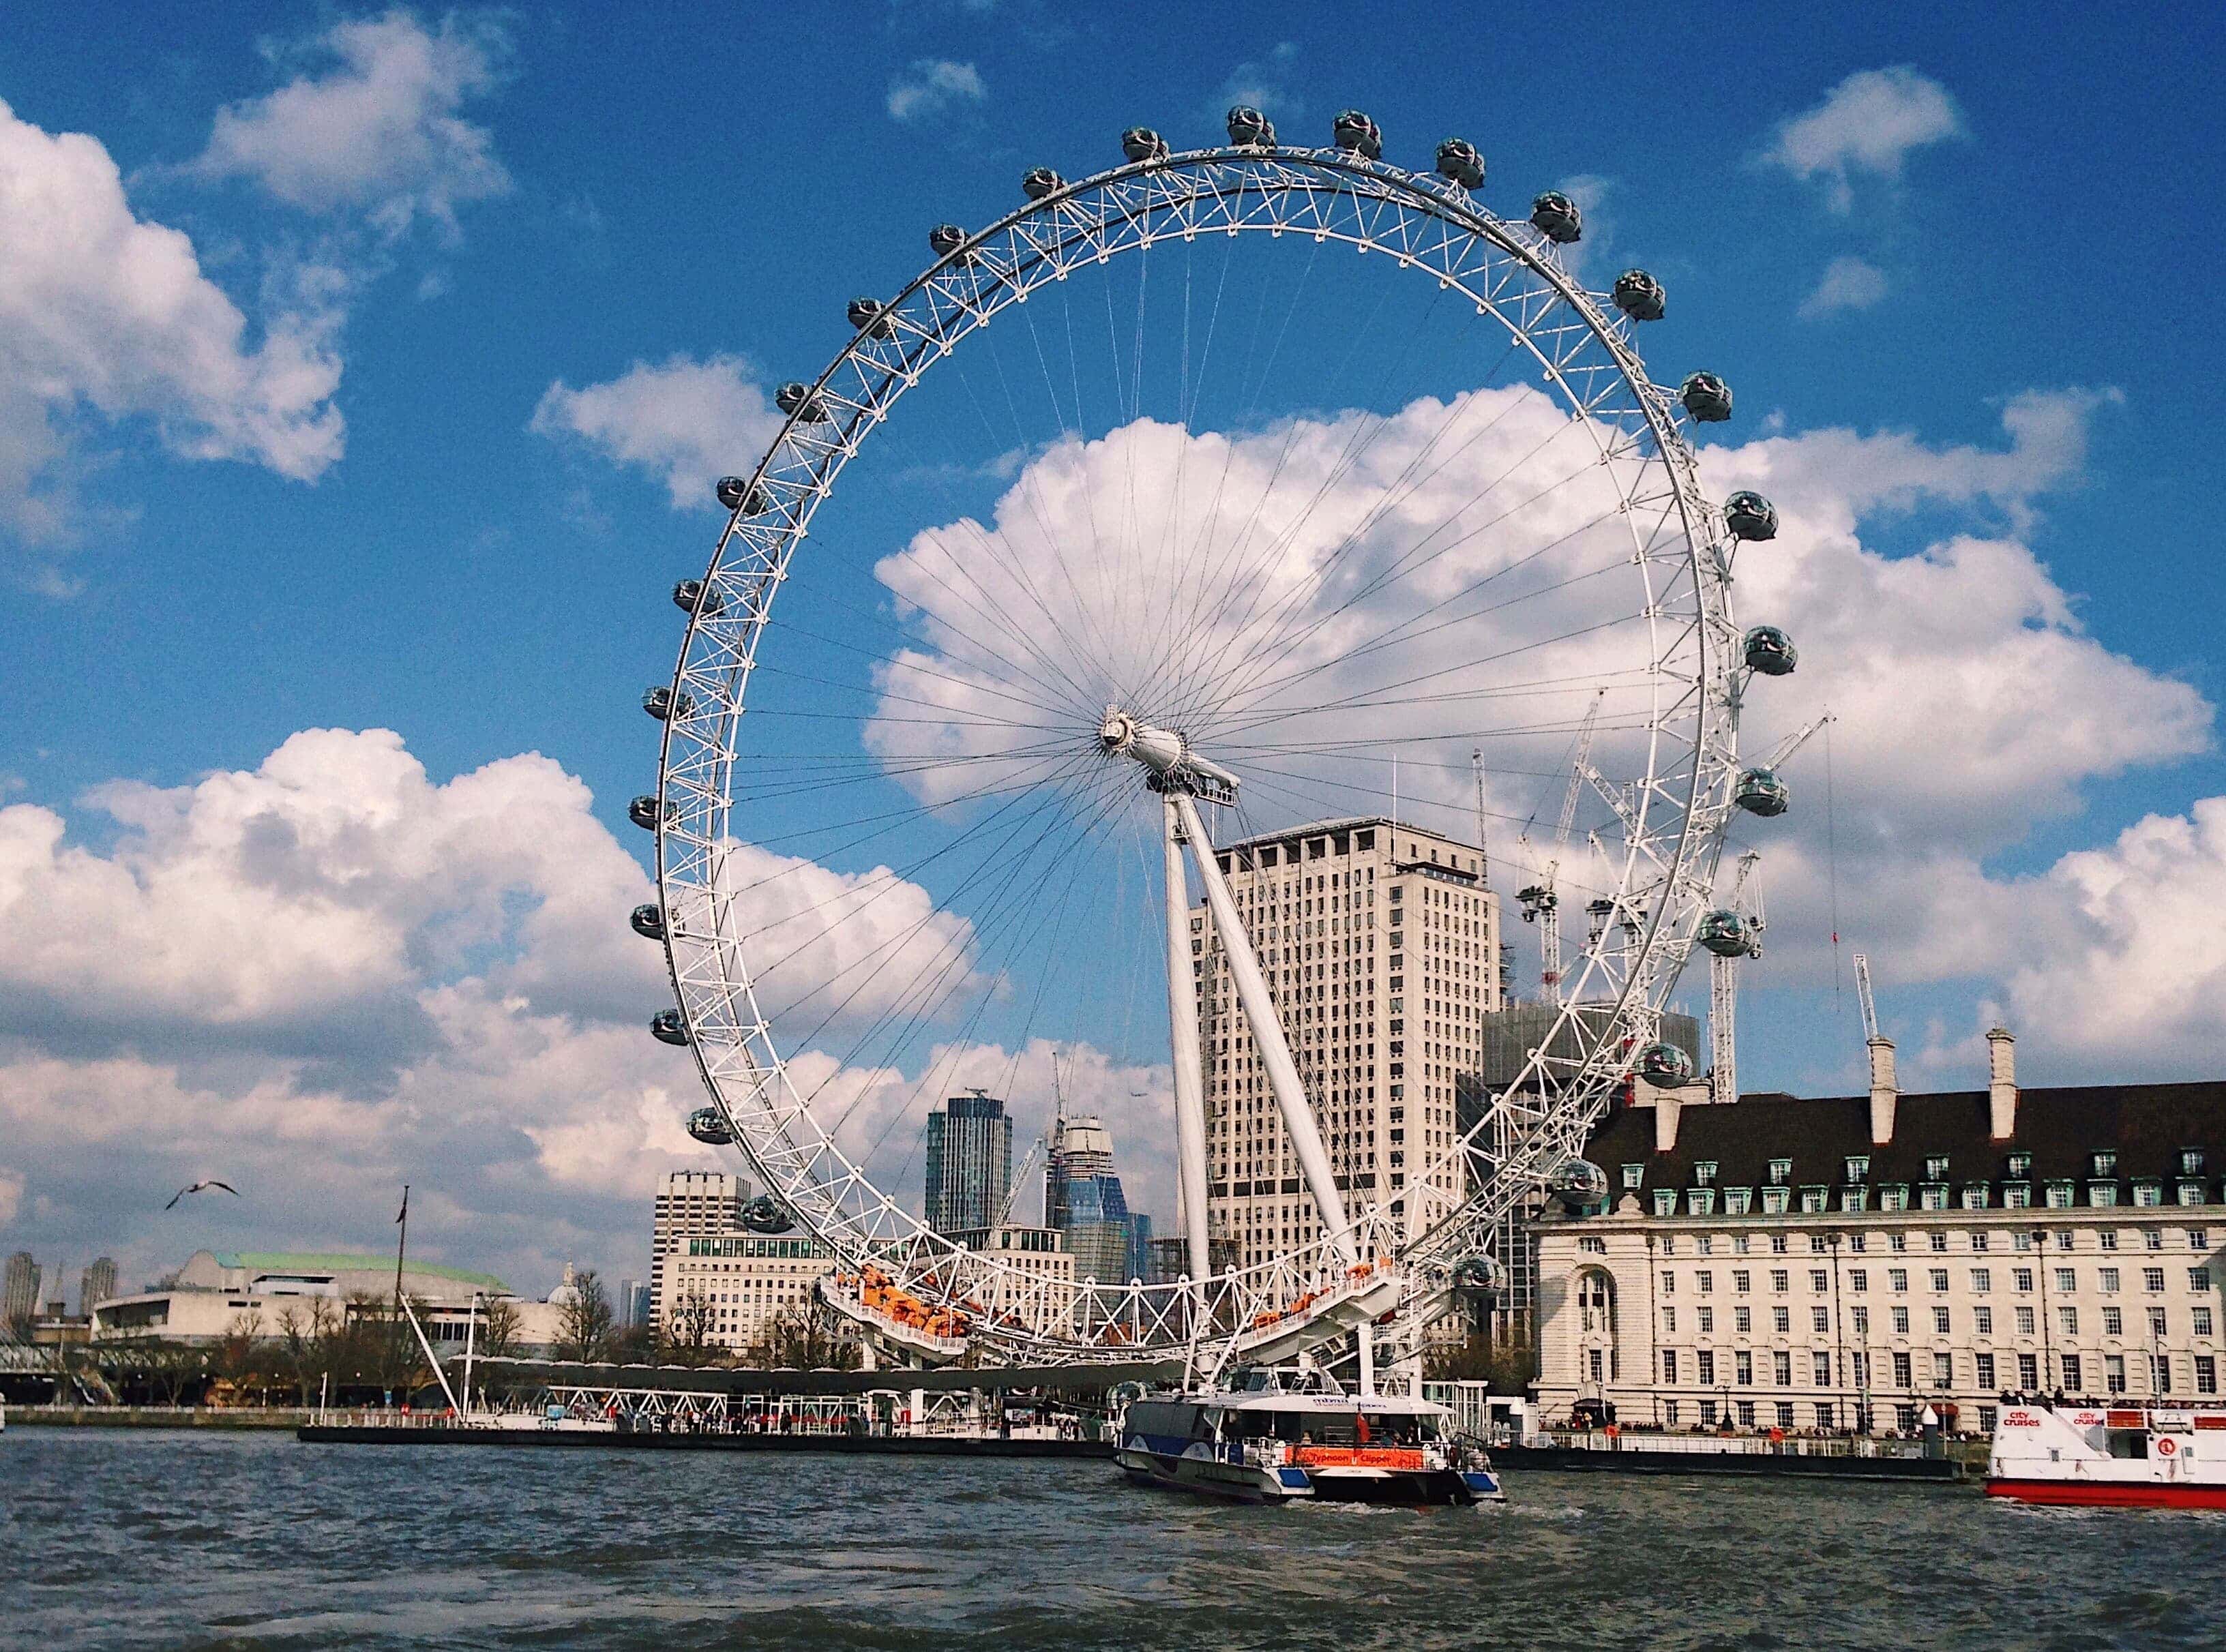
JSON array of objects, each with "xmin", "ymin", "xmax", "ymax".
[{"xmin": 631, "ymin": 108, "xmax": 1798, "ymax": 1371}]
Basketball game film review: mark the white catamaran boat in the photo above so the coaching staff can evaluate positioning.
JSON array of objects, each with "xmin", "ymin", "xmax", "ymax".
[
  {"xmin": 1987, "ymin": 1402, "xmax": 2226, "ymax": 1510},
  {"xmin": 1118, "ymin": 1371, "xmax": 1503, "ymax": 1506}
]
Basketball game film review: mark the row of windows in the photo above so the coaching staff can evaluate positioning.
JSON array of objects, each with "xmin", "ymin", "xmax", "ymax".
[
  {"xmin": 1650, "ymin": 1180, "xmax": 2212, "ymax": 1216},
  {"xmin": 1652, "ymin": 1227, "xmax": 2207, "ymax": 1257},
  {"xmin": 1635, "ymin": 1150, "xmax": 2209, "ymax": 1192},
  {"xmin": 1652, "ymin": 1347, "xmax": 2218, "ymax": 1396},
  {"xmin": 1660, "ymin": 1300, "xmax": 2216, "ymax": 1339},
  {"xmin": 1661, "ymin": 1265, "xmax": 2213, "ymax": 1295}
]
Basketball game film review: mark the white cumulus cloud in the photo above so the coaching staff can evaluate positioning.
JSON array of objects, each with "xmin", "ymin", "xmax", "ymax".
[
  {"xmin": 1765, "ymin": 65, "xmax": 1966, "ymax": 211},
  {"xmin": 531, "ymin": 355, "xmax": 786, "ymax": 511},
  {"xmin": 1800, "ymin": 254, "xmax": 1889, "ymax": 317},
  {"xmin": 185, "ymin": 7, "xmax": 512, "ymax": 238},
  {"xmin": 887, "ymin": 59, "xmax": 986, "ymax": 124}
]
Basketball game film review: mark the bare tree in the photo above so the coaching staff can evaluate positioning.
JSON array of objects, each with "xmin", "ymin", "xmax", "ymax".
[
  {"xmin": 556, "ymin": 1269, "xmax": 614, "ymax": 1364},
  {"xmin": 477, "ymin": 1295, "xmax": 522, "ymax": 1360},
  {"xmin": 749, "ymin": 1305, "xmax": 861, "ymax": 1371},
  {"xmin": 660, "ymin": 1289, "xmax": 722, "ymax": 1368}
]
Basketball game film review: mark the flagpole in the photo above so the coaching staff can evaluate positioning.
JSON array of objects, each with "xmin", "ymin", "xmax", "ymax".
[{"xmin": 393, "ymin": 1184, "xmax": 410, "ymax": 1318}]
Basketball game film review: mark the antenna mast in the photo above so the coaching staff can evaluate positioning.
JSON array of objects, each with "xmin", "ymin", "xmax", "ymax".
[
  {"xmin": 1854, "ymin": 953, "xmax": 1879, "ymax": 1044},
  {"xmin": 1472, "ymin": 747, "xmax": 1489, "ymax": 890}
]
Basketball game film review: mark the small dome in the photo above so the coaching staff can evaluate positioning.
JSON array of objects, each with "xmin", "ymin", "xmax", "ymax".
[
  {"xmin": 1121, "ymin": 127, "xmax": 1168, "ymax": 163},
  {"xmin": 1742, "ymin": 625, "xmax": 1797, "ymax": 676},
  {"xmin": 1021, "ymin": 166, "xmax": 1065, "ymax": 200},
  {"xmin": 1332, "ymin": 109, "xmax": 1382, "ymax": 160},
  {"xmin": 1226, "ymin": 105, "xmax": 1275, "ymax": 147},
  {"xmin": 642, "ymin": 685, "xmax": 692, "ymax": 721},
  {"xmin": 629, "ymin": 903, "xmax": 665, "ymax": 941},
  {"xmin": 1434, "ymin": 137, "xmax": 1485, "ymax": 190},
  {"xmin": 775, "ymin": 382, "xmax": 830, "ymax": 422},
  {"xmin": 1530, "ymin": 191, "xmax": 1583, "ymax": 243},
  {"xmin": 685, "ymin": 1107, "xmax": 734, "ymax": 1145},
  {"xmin": 1680, "ymin": 372, "xmax": 1734, "ymax": 423},
  {"xmin": 627, "ymin": 794, "xmax": 674, "ymax": 832},
  {"xmin": 928, "ymin": 224, "xmax": 973, "ymax": 263},
  {"xmin": 715, "ymin": 476, "xmax": 768, "ymax": 515},
  {"xmin": 651, "ymin": 1008, "xmax": 690, "ymax": 1047},
  {"xmin": 1612, "ymin": 269, "xmax": 1665, "ymax": 322},
  {"xmin": 1696, "ymin": 908, "xmax": 1752, "ymax": 959},
  {"xmin": 1723, "ymin": 490, "xmax": 1778, "ymax": 541},
  {"xmin": 847, "ymin": 297, "xmax": 893, "ymax": 339},
  {"xmin": 1734, "ymin": 767, "xmax": 1790, "ymax": 818},
  {"xmin": 672, "ymin": 578, "xmax": 722, "ymax": 618},
  {"xmin": 1637, "ymin": 1042, "xmax": 1695, "ymax": 1085}
]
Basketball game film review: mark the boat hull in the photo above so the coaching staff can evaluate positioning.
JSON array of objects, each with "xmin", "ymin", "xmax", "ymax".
[
  {"xmin": 1116, "ymin": 1441, "xmax": 1496, "ymax": 1506},
  {"xmin": 1985, "ymin": 1477, "xmax": 2226, "ymax": 1511}
]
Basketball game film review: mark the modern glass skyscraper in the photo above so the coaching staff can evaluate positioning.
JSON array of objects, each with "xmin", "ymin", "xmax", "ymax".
[
  {"xmin": 925, "ymin": 1090, "xmax": 1013, "ymax": 1235},
  {"xmin": 1045, "ymin": 1113, "xmax": 1152, "ymax": 1282}
]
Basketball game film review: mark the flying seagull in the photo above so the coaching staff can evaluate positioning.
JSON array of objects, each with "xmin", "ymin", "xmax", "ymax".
[{"xmin": 165, "ymin": 1179, "xmax": 240, "ymax": 1210}]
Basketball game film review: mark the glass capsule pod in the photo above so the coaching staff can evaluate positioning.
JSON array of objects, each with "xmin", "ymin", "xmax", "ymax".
[
  {"xmin": 1121, "ymin": 126, "xmax": 1168, "ymax": 162},
  {"xmin": 1696, "ymin": 908, "xmax": 1751, "ymax": 959},
  {"xmin": 928, "ymin": 223, "xmax": 973, "ymax": 263},
  {"xmin": 1332, "ymin": 109, "xmax": 1382, "ymax": 160},
  {"xmin": 1436, "ymin": 137, "xmax": 1485, "ymax": 190},
  {"xmin": 1734, "ymin": 767, "xmax": 1790, "ymax": 817},
  {"xmin": 685, "ymin": 1107, "xmax": 735, "ymax": 1145},
  {"xmin": 1453, "ymin": 1255, "xmax": 1508, "ymax": 1297},
  {"xmin": 715, "ymin": 475, "xmax": 769, "ymax": 514},
  {"xmin": 1530, "ymin": 191, "xmax": 1584, "ymax": 243},
  {"xmin": 1226, "ymin": 105, "xmax": 1275, "ymax": 147},
  {"xmin": 627, "ymin": 794, "xmax": 674, "ymax": 831},
  {"xmin": 1612, "ymin": 269, "xmax": 1665, "ymax": 321},
  {"xmin": 775, "ymin": 382, "xmax": 829, "ymax": 422},
  {"xmin": 847, "ymin": 296, "xmax": 893, "ymax": 339},
  {"xmin": 672, "ymin": 578, "xmax": 722, "ymax": 618},
  {"xmin": 642, "ymin": 685, "xmax": 693, "ymax": 721},
  {"xmin": 1637, "ymin": 1042, "xmax": 1695, "ymax": 1085},
  {"xmin": 1723, "ymin": 490, "xmax": 1778, "ymax": 541},
  {"xmin": 1742, "ymin": 625, "xmax": 1796, "ymax": 676},
  {"xmin": 629, "ymin": 903, "xmax": 665, "ymax": 940},
  {"xmin": 1552, "ymin": 1158, "xmax": 1610, "ymax": 1208},
  {"xmin": 1680, "ymin": 372, "xmax": 1734, "ymax": 423},
  {"xmin": 741, "ymin": 1195, "xmax": 797, "ymax": 1235},
  {"xmin": 651, "ymin": 1008, "xmax": 690, "ymax": 1047},
  {"xmin": 1021, "ymin": 166, "xmax": 1065, "ymax": 200}
]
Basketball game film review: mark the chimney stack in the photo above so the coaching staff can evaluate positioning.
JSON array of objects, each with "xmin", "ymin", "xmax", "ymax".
[
  {"xmin": 1868, "ymin": 1036, "xmax": 1899, "ymax": 1147},
  {"xmin": 1987, "ymin": 1027, "xmax": 2017, "ymax": 1141}
]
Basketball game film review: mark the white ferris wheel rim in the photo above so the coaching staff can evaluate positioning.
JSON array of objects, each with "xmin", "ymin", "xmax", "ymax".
[{"xmin": 647, "ymin": 138, "xmax": 1748, "ymax": 1360}]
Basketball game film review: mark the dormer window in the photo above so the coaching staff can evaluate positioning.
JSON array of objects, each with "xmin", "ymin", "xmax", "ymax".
[
  {"xmin": 2182, "ymin": 1150, "xmax": 2206, "ymax": 1177},
  {"xmin": 2092, "ymin": 1151, "xmax": 2118, "ymax": 1177},
  {"xmin": 1622, "ymin": 1162, "xmax": 1645, "ymax": 1190},
  {"xmin": 1694, "ymin": 1160, "xmax": 1718, "ymax": 1188},
  {"xmin": 1925, "ymin": 1155, "xmax": 1950, "ymax": 1181},
  {"xmin": 2006, "ymin": 1153, "xmax": 2032, "ymax": 1178},
  {"xmin": 1844, "ymin": 1156, "xmax": 1869, "ymax": 1184},
  {"xmin": 1768, "ymin": 1158, "xmax": 1792, "ymax": 1187}
]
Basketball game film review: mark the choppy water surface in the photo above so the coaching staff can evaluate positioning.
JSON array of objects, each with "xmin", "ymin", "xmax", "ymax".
[{"xmin": 2, "ymin": 1431, "xmax": 2221, "ymax": 1650}]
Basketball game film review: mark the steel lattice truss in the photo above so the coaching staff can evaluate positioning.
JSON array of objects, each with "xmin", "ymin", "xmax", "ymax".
[{"xmin": 649, "ymin": 142, "xmax": 1751, "ymax": 1367}]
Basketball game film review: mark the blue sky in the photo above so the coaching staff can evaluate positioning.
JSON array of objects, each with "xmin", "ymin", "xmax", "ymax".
[{"xmin": 2, "ymin": 1, "xmax": 2223, "ymax": 1300}]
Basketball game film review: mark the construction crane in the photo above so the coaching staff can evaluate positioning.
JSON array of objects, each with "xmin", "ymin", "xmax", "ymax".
[
  {"xmin": 1517, "ymin": 695, "xmax": 1601, "ymax": 1004},
  {"xmin": 996, "ymin": 1132, "xmax": 1047, "ymax": 1229},
  {"xmin": 1854, "ymin": 952, "xmax": 1880, "ymax": 1042},
  {"xmin": 1471, "ymin": 747, "xmax": 1489, "ymax": 890},
  {"xmin": 1709, "ymin": 850, "xmax": 1766, "ymax": 1107}
]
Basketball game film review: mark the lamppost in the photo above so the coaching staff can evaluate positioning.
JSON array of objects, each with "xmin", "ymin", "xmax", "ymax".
[{"xmin": 2033, "ymin": 1227, "xmax": 2055, "ymax": 1399}]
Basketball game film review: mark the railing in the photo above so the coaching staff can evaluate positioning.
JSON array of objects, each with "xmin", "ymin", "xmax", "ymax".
[{"xmin": 1544, "ymin": 1429, "xmax": 1933, "ymax": 1460}]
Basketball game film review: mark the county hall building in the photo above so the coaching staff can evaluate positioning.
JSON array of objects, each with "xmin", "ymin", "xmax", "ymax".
[{"xmin": 1534, "ymin": 1029, "xmax": 2226, "ymax": 1437}]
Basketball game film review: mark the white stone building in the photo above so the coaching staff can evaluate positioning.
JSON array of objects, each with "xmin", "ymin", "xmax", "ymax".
[
  {"xmin": 1534, "ymin": 1032, "xmax": 2226, "ymax": 1437},
  {"xmin": 650, "ymin": 1169, "xmax": 751, "ymax": 1329},
  {"xmin": 658, "ymin": 1233, "xmax": 835, "ymax": 1353},
  {"xmin": 1193, "ymin": 817, "xmax": 1501, "ymax": 1273}
]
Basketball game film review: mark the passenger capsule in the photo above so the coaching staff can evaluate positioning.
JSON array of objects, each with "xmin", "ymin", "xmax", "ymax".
[
  {"xmin": 715, "ymin": 475, "xmax": 769, "ymax": 515},
  {"xmin": 1121, "ymin": 126, "xmax": 1168, "ymax": 163},
  {"xmin": 847, "ymin": 297, "xmax": 894, "ymax": 339},
  {"xmin": 651, "ymin": 1008, "xmax": 690, "ymax": 1047},
  {"xmin": 1226, "ymin": 105, "xmax": 1276, "ymax": 147},
  {"xmin": 1530, "ymin": 191, "xmax": 1583, "ymax": 243},
  {"xmin": 628, "ymin": 794, "xmax": 674, "ymax": 832},
  {"xmin": 1021, "ymin": 166, "xmax": 1065, "ymax": 200},
  {"xmin": 775, "ymin": 382, "xmax": 830, "ymax": 422},
  {"xmin": 1696, "ymin": 908, "xmax": 1752, "ymax": 959},
  {"xmin": 1551, "ymin": 1158, "xmax": 1609, "ymax": 1210},
  {"xmin": 685, "ymin": 1107, "xmax": 735, "ymax": 1145},
  {"xmin": 1332, "ymin": 109, "xmax": 1382, "ymax": 160},
  {"xmin": 1734, "ymin": 767, "xmax": 1790, "ymax": 818},
  {"xmin": 1723, "ymin": 490, "xmax": 1778, "ymax": 542},
  {"xmin": 629, "ymin": 903, "xmax": 666, "ymax": 941},
  {"xmin": 1742, "ymin": 625, "xmax": 1797, "ymax": 676},
  {"xmin": 928, "ymin": 223, "xmax": 973, "ymax": 264},
  {"xmin": 1435, "ymin": 137, "xmax": 1485, "ymax": 190},
  {"xmin": 1453, "ymin": 1255, "xmax": 1508, "ymax": 1297},
  {"xmin": 1612, "ymin": 269, "xmax": 1665, "ymax": 322},
  {"xmin": 1637, "ymin": 1042, "xmax": 1695, "ymax": 1085},
  {"xmin": 1680, "ymin": 371, "xmax": 1734, "ymax": 423},
  {"xmin": 642, "ymin": 685, "xmax": 693, "ymax": 721},
  {"xmin": 672, "ymin": 578, "xmax": 722, "ymax": 618},
  {"xmin": 740, "ymin": 1195, "xmax": 796, "ymax": 1235}
]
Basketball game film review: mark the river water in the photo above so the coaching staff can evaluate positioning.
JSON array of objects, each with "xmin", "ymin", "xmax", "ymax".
[{"xmin": 1, "ymin": 1430, "xmax": 2219, "ymax": 1650}]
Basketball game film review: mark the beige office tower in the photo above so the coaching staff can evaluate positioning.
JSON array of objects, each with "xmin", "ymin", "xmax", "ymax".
[
  {"xmin": 649, "ymin": 1169, "xmax": 751, "ymax": 1328},
  {"xmin": 1194, "ymin": 817, "xmax": 1500, "ymax": 1274}
]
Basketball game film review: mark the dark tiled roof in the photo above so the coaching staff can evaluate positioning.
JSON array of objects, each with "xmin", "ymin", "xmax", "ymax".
[{"xmin": 1590, "ymin": 1082, "xmax": 2226, "ymax": 1195}]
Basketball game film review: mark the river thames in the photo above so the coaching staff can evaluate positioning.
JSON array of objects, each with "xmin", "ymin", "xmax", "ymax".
[{"xmin": 2, "ymin": 1430, "xmax": 2219, "ymax": 1649}]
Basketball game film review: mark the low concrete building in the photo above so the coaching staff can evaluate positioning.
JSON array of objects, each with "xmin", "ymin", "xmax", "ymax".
[
  {"xmin": 659, "ymin": 1233, "xmax": 837, "ymax": 1353},
  {"xmin": 1534, "ymin": 1034, "xmax": 2226, "ymax": 1438}
]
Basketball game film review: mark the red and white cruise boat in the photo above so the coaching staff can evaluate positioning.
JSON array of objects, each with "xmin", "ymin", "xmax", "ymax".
[{"xmin": 1987, "ymin": 1402, "xmax": 2226, "ymax": 1510}]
